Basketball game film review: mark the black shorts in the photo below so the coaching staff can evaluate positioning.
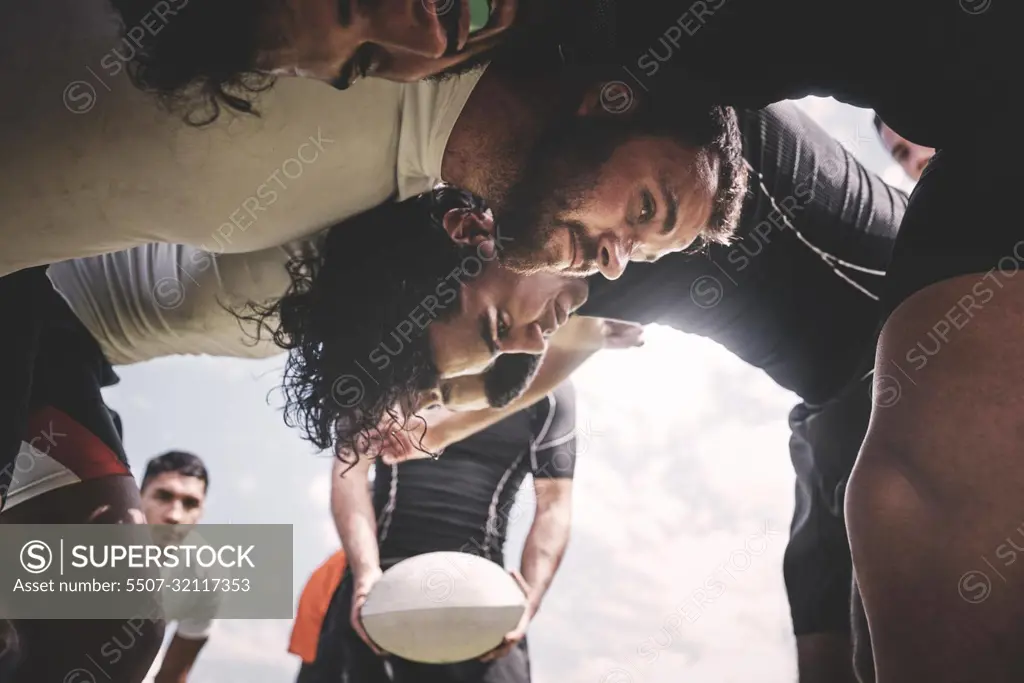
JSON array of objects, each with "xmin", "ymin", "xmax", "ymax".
[
  {"xmin": 1, "ymin": 271, "xmax": 126, "ymax": 512},
  {"xmin": 304, "ymin": 570, "xmax": 531, "ymax": 683},
  {"xmin": 881, "ymin": 100, "xmax": 1020, "ymax": 320},
  {"xmin": 784, "ymin": 365, "xmax": 873, "ymax": 636}
]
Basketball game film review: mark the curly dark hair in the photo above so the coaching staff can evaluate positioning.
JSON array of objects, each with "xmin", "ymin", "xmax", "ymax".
[
  {"xmin": 108, "ymin": 0, "xmax": 288, "ymax": 125},
  {"xmin": 239, "ymin": 187, "xmax": 492, "ymax": 460}
]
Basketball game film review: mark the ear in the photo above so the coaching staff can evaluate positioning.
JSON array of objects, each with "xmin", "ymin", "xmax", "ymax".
[
  {"xmin": 442, "ymin": 208, "xmax": 498, "ymax": 253},
  {"xmin": 577, "ymin": 80, "xmax": 644, "ymax": 117}
]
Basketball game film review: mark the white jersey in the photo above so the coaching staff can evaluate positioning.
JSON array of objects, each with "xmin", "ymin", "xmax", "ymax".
[
  {"xmin": 142, "ymin": 530, "xmax": 225, "ymax": 683},
  {"xmin": 0, "ymin": 0, "xmax": 484, "ymax": 276},
  {"xmin": 47, "ymin": 240, "xmax": 312, "ymax": 364}
]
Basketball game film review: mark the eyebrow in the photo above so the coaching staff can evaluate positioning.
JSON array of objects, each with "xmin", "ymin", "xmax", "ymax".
[{"xmin": 659, "ymin": 174, "xmax": 680, "ymax": 236}]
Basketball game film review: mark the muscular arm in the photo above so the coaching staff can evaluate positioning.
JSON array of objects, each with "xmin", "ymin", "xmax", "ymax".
[
  {"xmin": 330, "ymin": 455, "xmax": 379, "ymax": 580},
  {"xmin": 153, "ymin": 633, "xmax": 207, "ymax": 683},
  {"xmin": 520, "ymin": 478, "xmax": 573, "ymax": 617}
]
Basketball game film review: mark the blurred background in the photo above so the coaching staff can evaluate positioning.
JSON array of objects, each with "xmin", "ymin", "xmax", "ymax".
[{"xmin": 108, "ymin": 96, "xmax": 911, "ymax": 683}]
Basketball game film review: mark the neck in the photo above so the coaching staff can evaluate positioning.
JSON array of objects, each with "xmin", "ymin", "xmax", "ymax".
[{"xmin": 441, "ymin": 63, "xmax": 575, "ymax": 211}]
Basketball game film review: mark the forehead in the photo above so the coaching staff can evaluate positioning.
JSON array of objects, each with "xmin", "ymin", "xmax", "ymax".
[{"xmin": 143, "ymin": 472, "xmax": 206, "ymax": 497}]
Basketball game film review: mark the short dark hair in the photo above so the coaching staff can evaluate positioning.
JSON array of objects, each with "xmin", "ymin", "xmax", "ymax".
[
  {"xmin": 108, "ymin": 0, "xmax": 288, "ymax": 125},
  {"xmin": 240, "ymin": 187, "xmax": 489, "ymax": 461},
  {"xmin": 142, "ymin": 450, "xmax": 209, "ymax": 492}
]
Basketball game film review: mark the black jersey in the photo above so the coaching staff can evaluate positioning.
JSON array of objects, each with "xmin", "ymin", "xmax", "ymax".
[
  {"xmin": 579, "ymin": 103, "xmax": 907, "ymax": 404},
  {"xmin": 372, "ymin": 383, "xmax": 577, "ymax": 565},
  {"xmin": 555, "ymin": 0, "xmax": 1014, "ymax": 150}
]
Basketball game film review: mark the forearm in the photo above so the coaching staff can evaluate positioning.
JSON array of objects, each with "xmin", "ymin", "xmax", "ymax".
[
  {"xmin": 519, "ymin": 503, "xmax": 571, "ymax": 615},
  {"xmin": 330, "ymin": 457, "xmax": 380, "ymax": 577},
  {"xmin": 153, "ymin": 634, "xmax": 206, "ymax": 683},
  {"xmin": 428, "ymin": 345, "xmax": 596, "ymax": 451}
]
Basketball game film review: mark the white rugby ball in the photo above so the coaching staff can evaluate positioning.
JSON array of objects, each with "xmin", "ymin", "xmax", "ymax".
[{"xmin": 360, "ymin": 551, "xmax": 526, "ymax": 663}]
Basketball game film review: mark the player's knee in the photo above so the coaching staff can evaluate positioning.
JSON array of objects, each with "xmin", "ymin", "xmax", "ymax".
[{"xmin": 843, "ymin": 435, "xmax": 921, "ymax": 555}]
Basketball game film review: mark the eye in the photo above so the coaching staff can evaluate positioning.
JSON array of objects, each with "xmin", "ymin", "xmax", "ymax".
[
  {"xmin": 638, "ymin": 189, "xmax": 656, "ymax": 223},
  {"xmin": 496, "ymin": 311, "xmax": 510, "ymax": 340}
]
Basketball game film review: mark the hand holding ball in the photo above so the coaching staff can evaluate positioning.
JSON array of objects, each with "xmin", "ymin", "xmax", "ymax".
[{"xmin": 360, "ymin": 552, "xmax": 528, "ymax": 663}]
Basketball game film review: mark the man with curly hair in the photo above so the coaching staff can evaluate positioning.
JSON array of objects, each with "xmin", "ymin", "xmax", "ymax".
[
  {"xmin": 1, "ymin": 188, "xmax": 630, "ymax": 682},
  {"xmin": 0, "ymin": 50, "xmax": 743, "ymax": 520}
]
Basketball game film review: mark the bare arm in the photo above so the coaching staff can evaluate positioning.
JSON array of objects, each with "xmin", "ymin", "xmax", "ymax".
[
  {"xmin": 330, "ymin": 455, "xmax": 379, "ymax": 581},
  {"xmin": 415, "ymin": 317, "xmax": 641, "ymax": 454},
  {"xmin": 330, "ymin": 454, "xmax": 389, "ymax": 653},
  {"xmin": 153, "ymin": 633, "xmax": 207, "ymax": 683},
  {"xmin": 519, "ymin": 478, "xmax": 573, "ymax": 617}
]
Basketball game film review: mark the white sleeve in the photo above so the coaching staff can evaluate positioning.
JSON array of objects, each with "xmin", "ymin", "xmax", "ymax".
[
  {"xmin": 173, "ymin": 616, "xmax": 214, "ymax": 641},
  {"xmin": 48, "ymin": 237, "xmax": 316, "ymax": 364},
  {"xmin": 396, "ymin": 64, "xmax": 489, "ymax": 200}
]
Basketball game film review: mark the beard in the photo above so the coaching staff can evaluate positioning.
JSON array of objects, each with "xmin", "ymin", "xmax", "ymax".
[{"xmin": 493, "ymin": 114, "xmax": 647, "ymax": 273}]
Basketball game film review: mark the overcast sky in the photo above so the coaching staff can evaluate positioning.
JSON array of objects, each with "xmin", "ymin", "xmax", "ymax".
[{"xmin": 112, "ymin": 96, "xmax": 908, "ymax": 683}]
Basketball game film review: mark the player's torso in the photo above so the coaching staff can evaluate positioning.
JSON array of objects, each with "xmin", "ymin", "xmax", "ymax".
[
  {"xmin": 372, "ymin": 410, "xmax": 538, "ymax": 563},
  {"xmin": 0, "ymin": 0, "xmax": 402, "ymax": 275}
]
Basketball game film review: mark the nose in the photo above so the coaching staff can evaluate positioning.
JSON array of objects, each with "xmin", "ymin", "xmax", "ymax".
[
  {"xmin": 415, "ymin": 387, "xmax": 443, "ymax": 411},
  {"xmin": 163, "ymin": 502, "xmax": 184, "ymax": 525},
  {"xmin": 367, "ymin": 7, "xmax": 450, "ymax": 59},
  {"xmin": 596, "ymin": 234, "xmax": 629, "ymax": 280},
  {"xmin": 914, "ymin": 153, "xmax": 932, "ymax": 181},
  {"xmin": 503, "ymin": 322, "xmax": 547, "ymax": 354}
]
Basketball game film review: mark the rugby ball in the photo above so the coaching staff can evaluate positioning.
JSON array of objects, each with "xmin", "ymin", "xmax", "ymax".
[{"xmin": 360, "ymin": 551, "xmax": 527, "ymax": 663}]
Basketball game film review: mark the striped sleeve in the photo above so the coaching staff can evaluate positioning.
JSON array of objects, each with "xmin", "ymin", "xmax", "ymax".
[{"xmin": 529, "ymin": 382, "xmax": 577, "ymax": 479}]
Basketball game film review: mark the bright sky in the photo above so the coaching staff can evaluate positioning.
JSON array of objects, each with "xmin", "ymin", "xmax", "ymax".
[{"xmin": 114, "ymin": 97, "xmax": 910, "ymax": 683}]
